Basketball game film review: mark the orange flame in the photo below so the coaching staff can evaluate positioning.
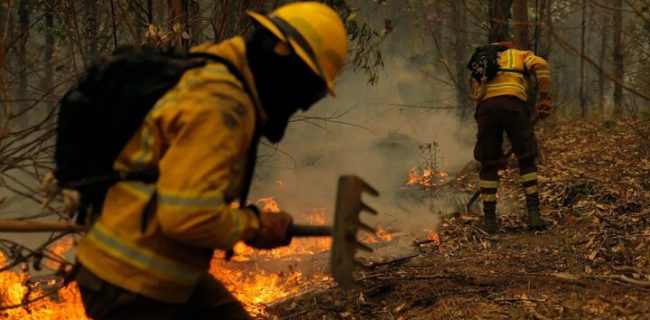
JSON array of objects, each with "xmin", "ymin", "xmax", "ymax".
[
  {"xmin": 256, "ymin": 197, "xmax": 280, "ymax": 213},
  {"xmin": 376, "ymin": 226, "xmax": 393, "ymax": 242},
  {"xmin": 405, "ymin": 167, "xmax": 447, "ymax": 188},
  {"xmin": 425, "ymin": 229, "xmax": 441, "ymax": 246},
  {"xmin": 0, "ymin": 200, "xmax": 344, "ymax": 318},
  {"xmin": 0, "ymin": 249, "xmax": 88, "ymax": 320}
]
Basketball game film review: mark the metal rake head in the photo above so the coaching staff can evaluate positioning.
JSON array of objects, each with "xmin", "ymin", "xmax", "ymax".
[{"xmin": 330, "ymin": 175, "xmax": 379, "ymax": 289}]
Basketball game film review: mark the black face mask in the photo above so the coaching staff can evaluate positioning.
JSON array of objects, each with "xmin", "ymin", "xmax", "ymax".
[{"xmin": 246, "ymin": 28, "xmax": 327, "ymax": 143}]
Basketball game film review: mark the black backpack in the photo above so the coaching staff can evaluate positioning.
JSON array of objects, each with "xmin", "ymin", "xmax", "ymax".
[
  {"xmin": 54, "ymin": 45, "xmax": 253, "ymax": 223},
  {"xmin": 466, "ymin": 44, "xmax": 526, "ymax": 82}
]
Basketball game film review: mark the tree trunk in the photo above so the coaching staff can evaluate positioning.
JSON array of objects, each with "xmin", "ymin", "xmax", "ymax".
[
  {"xmin": 579, "ymin": 0, "xmax": 587, "ymax": 118},
  {"xmin": 512, "ymin": 0, "xmax": 529, "ymax": 49},
  {"xmin": 0, "ymin": 1, "xmax": 7, "ymax": 118},
  {"xmin": 488, "ymin": 0, "xmax": 513, "ymax": 43},
  {"xmin": 189, "ymin": 0, "xmax": 201, "ymax": 46},
  {"xmin": 452, "ymin": 2, "xmax": 470, "ymax": 119},
  {"xmin": 129, "ymin": 1, "xmax": 143, "ymax": 44},
  {"xmin": 44, "ymin": 0, "xmax": 55, "ymax": 112},
  {"xmin": 84, "ymin": 0, "xmax": 98, "ymax": 64},
  {"xmin": 16, "ymin": 0, "xmax": 30, "ymax": 128},
  {"xmin": 612, "ymin": 0, "xmax": 624, "ymax": 117},
  {"xmin": 167, "ymin": 0, "xmax": 189, "ymax": 49},
  {"xmin": 538, "ymin": 0, "xmax": 552, "ymax": 59},
  {"xmin": 598, "ymin": 13, "xmax": 607, "ymax": 116},
  {"xmin": 147, "ymin": 0, "xmax": 154, "ymax": 24}
]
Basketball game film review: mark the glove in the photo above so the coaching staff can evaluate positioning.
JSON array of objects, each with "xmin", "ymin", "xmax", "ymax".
[
  {"xmin": 41, "ymin": 171, "xmax": 80, "ymax": 216},
  {"xmin": 244, "ymin": 209, "xmax": 293, "ymax": 249},
  {"xmin": 536, "ymin": 98, "xmax": 552, "ymax": 119}
]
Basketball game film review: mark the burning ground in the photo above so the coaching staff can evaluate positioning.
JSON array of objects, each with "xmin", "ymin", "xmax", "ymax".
[
  {"xmin": 263, "ymin": 119, "xmax": 650, "ymax": 319},
  {"xmin": 1, "ymin": 119, "xmax": 649, "ymax": 319}
]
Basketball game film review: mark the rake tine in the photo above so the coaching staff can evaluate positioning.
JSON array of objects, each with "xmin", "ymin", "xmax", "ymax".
[
  {"xmin": 359, "ymin": 222, "xmax": 375, "ymax": 234},
  {"xmin": 354, "ymin": 259, "xmax": 370, "ymax": 269},
  {"xmin": 355, "ymin": 241, "xmax": 373, "ymax": 253},
  {"xmin": 362, "ymin": 181, "xmax": 379, "ymax": 196},
  {"xmin": 360, "ymin": 202, "xmax": 378, "ymax": 215}
]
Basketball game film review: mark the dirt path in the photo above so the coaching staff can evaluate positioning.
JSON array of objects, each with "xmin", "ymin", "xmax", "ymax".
[{"xmin": 266, "ymin": 120, "xmax": 650, "ymax": 319}]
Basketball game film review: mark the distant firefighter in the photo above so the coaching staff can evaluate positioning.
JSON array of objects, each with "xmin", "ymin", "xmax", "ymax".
[{"xmin": 467, "ymin": 41, "xmax": 552, "ymax": 234}]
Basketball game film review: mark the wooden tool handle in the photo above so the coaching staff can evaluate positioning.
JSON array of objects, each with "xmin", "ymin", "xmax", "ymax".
[{"xmin": 289, "ymin": 224, "xmax": 332, "ymax": 237}]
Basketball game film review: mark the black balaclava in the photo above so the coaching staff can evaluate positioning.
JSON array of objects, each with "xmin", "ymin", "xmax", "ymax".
[{"xmin": 246, "ymin": 27, "xmax": 327, "ymax": 143}]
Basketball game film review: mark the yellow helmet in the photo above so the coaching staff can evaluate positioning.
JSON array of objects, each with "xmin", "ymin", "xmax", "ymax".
[{"xmin": 247, "ymin": 2, "xmax": 348, "ymax": 96}]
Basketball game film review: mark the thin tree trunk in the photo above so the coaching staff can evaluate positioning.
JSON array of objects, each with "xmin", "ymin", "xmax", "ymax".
[
  {"xmin": 488, "ymin": 0, "xmax": 513, "ymax": 42},
  {"xmin": 612, "ymin": 0, "xmax": 625, "ymax": 117},
  {"xmin": 513, "ymin": 0, "xmax": 536, "ymax": 112},
  {"xmin": 17, "ymin": 0, "xmax": 30, "ymax": 128},
  {"xmin": 579, "ymin": 0, "xmax": 587, "ymax": 118},
  {"xmin": 44, "ymin": 0, "xmax": 55, "ymax": 112},
  {"xmin": 598, "ymin": 14, "xmax": 607, "ymax": 116},
  {"xmin": 538, "ymin": 0, "xmax": 552, "ymax": 59},
  {"xmin": 147, "ymin": 0, "xmax": 153, "ymax": 24},
  {"xmin": 189, "ymin": 0, "xmax": 201, "ymax": 46},
  {"xmin": 512, "ymin": 0, "xmax": 530, "ymax": 49},
  {"xmin": 0, "ymin": 0, "xmax": 8, "ymax": 119},
  {"xmin": 84, "ymin": 0, "xmax": 98, "ymax": 63},
  {"xmin": 129, "ymin": 1, "xmax": 143, "ymax": 44},
  {"xmin": 452, "ymin": 2, "xmax": 470, "ymax": 119},
  {"xmin": 167, "ymin": 0, "xmax": 188, "ymax": 49}
]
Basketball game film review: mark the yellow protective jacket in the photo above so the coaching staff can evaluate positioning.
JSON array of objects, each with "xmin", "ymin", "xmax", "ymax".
[
  {"xmin": 76, "ymin": 37, "xmax": 265, "ymax": 303},
  {"xmin": 473, "ymin": 47, "xmax": 551, "ymax": 103}
]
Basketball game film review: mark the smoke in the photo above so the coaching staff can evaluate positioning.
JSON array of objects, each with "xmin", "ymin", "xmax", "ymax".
[{"xmin": 250, "ymin": 55, "xmax": 475, "ymax": 238}]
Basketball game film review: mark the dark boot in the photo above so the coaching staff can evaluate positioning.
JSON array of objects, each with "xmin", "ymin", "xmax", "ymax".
[
  {"xmin": 481, "ymin": 201, "xmax": 498, "ymax": 234},
  {"xmin": 482, "ymin": 212, "xmax": 498, "ymax": 234},
  {"xmin": 526, "ymin": 193, "xmax": 547, "ymax": 230}
]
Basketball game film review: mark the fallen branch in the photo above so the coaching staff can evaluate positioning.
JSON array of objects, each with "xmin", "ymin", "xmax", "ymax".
[
  {"xmin": 366, "ymin": 253, "xmax": 419, "ymax": 268},
  {"xmin": 413, "ymin": 239, "xmax": 437, "ymax": 246},
  {"xmin": 0, "ymin": 219, "xmax": 84, "ymax": 233},
  {"xmin": 495, "ymin": 296, "xmax": 547, "ymax": 303},
  {"xmin": 594, "ymin": 274, "xmax": 650, "ymax": 288},
  {"xmin": 544, "ymin": 272, "xmax": 650, "ymax": 289}
]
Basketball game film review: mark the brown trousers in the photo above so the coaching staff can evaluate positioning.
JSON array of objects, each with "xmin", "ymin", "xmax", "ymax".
[
  {"xmin": 474, "ymin": 95, "xmax": 537, "ymax": 179},
  {"xmin": 75, "ymin": 264, "xmax": 250, "ymax": 320}
]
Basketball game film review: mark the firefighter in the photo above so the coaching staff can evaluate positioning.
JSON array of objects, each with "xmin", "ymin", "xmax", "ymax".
[
  {"xmin": 73, "ymin": 3, "xmax": 347, "ymax": 319},
  {"xmin": 472, "ymin": 42, "xmax": 552, "ymax": 234}
]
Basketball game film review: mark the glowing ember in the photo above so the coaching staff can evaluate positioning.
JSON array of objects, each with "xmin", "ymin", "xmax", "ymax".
[
  {"xmin": 376, "ymin": 226, "xmax": 393, "ymax": 242},
  {"xmin": 425, "ymin": 229, "xmax": 441, "ymax": 246},
  {"xmin": 0, "ymin": 253, "xmax": 87, "ymax": 320},
  {"xmin": 210, "ymin": 202, "xmax": 335, "ymax": 316},
  {"xmin": 257, "ymin": 197, "xmax": 281, "ymax": 213},
  {"xmin": 0, "ymin": 199, "xmax": 392, "ymax": 318},
  {"xmin": 360, "ymin": 225, "xmax": 395, "ymax": 244},
  {"xmin": 405, "ymin": 167, "xmax": 448, "ymax": 188}
]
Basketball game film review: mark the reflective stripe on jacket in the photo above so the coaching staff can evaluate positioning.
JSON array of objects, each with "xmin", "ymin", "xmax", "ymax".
[
  {"xmin": 76, "ymin": 37, "xmax": 263, "ymax": 303},
  {"xmin": 473, "ymin": 48, "xmax": 552, "ymax": 103}
]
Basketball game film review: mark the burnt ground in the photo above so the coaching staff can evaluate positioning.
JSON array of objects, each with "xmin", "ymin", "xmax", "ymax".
[{"xmin": 265, "ymin": 120, "xmax": 650, "ymax": 320}]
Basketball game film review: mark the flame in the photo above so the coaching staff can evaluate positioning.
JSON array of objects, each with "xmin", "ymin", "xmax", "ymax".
[
  {"xmin": 425, "ymin": 230, "xmax": 441, "ymax": 246},
  {"xmin": 360, "ymin": 225, "xmax": 395, "ymax": 244},
  {"xmin": 0, "ymin": 249, "xmax": 88, "ymax": 320},
  {"xmin": 376, "ymin": 226, "xmax": 393, "ymax": 242},
  {"xmin": 256, "ymin": 197, "xmax": 280, "ymax": 213},
  {"xmin": 405, "ymin": 167, "xmax": 447, "ymax": 188},
  {"xmin": 0, "ymin": 198, "xmax": 393, "ymax": 318}
]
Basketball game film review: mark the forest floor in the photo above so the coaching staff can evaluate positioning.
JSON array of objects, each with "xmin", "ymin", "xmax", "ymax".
[{"xmin": 265, "ymin": 119, "xmax": 650, "ymax": 320}]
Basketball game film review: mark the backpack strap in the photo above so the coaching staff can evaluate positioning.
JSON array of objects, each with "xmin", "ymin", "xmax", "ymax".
[
  {"xmin": 186, "ymin": 52, "xmax": 261, "ymax": 207},
  {"xmin": 499, "ymin": 68, "xmax": 528, "ymax": 76},
  {"xmin": 187, "ymin": 53, "xmax": 254, "ymax": 103},
  {"xmin": 139, "ymin": 52, "xmax": 263, "ymax": 234}
]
